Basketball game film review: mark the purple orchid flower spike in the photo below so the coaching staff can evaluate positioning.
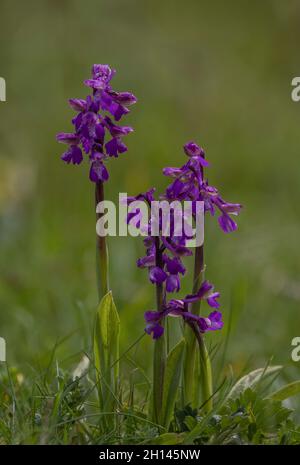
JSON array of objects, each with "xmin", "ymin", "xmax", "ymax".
[
  {"xmin": 128, "ymin": 139, "xmax": 241, "ymax": 418},
  {"xmin": 57, "ymin": 65, "xmax": 137, "ymax": 301},
  {"xmin": 129, "ymin": 140, "xmax": 241, "ymax": 340},
  {"xmin": 56, "ymin": 64, "xmax": 137, "ymax": 183},
  {"xmin": 161, "ymin": 140, "xmax": 242, "ymax": 410},
  {"xmin": 163, "ymin": 141, "xmax": 242, "ymax": 233}
]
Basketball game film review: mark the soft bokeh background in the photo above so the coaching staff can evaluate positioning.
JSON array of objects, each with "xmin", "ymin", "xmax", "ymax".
[{"xmin": 1, "ymin": 0, "xmax": 300, "ymax": 391}]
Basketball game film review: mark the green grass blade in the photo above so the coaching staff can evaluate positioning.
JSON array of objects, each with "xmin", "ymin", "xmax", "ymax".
[
  {"xmin": 142, "ymin": 432, "xmax": 186, "ymax": 445},
  {"xmin": 160, "ymin": 339, "xmax": 185, "ymax": 429},
  {"xmin": 266, "ymin": 381, "xmax": 300, "ymax": 402}
]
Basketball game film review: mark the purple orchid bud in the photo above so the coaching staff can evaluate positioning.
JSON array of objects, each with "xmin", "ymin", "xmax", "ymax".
[
  {"xmin": 184, "ymin": 141, "xmax": 209, "ymax": 167},
  {"xmin": 84, "ymin": 65, "xmax": 116, "ymax": 90},
  {"xmin": 92, "ymin": 64, "xmax": 116, "ymax": 82},
  {"xmin": 184, "ymin": 141, "xmax": 205, "ymax": 158}
]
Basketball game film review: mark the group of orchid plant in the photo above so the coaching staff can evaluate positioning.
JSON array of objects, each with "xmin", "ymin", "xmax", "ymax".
[{"xmin": 57, "ymin": 64, "xmax": 241, "ymax": 430}]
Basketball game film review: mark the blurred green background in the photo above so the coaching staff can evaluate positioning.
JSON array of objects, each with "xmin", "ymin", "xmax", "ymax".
[{"xmin": 1, "ymin": 0, "xmax": 300, "ymax": 386}]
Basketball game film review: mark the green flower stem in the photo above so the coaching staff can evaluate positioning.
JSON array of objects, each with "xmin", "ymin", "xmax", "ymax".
[
  {"xmin": 95, "ymin": 181, "xmax": 109, "ymax": 300},
  {"xmin": 183, "ymin": 244, "xmax": 212, "ymax": 409},
  {"xmin": 195, "ymin": 326, "xmax": 213, "ymax": 413},
  {"xmin": 151, "ymin": 238, "xmax": 166, "ymax": 424}
]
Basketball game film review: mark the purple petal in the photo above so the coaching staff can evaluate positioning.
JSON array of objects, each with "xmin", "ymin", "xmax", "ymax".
[
  {"xmin": 144, "ymin": 310, "xmax": 161, "ymax": 323},
  {"xmin": 197, "ymin": 317, "xmax": 210, "ymax": 332},
  {"xmin": 61, "ymin": 145, "xmax": 83, "ymax": 165},
  {"xmin": 127, "ymin": 208, "xmax": 141, "ymax": 227},
  {"xmin": 182, "ymin": 293, "xmax": 200, "ymax": 304},
  {"xmin": 95, "ymin": 124, "xmax": 105, "ymax": 144},
  {"xmin": 72, "ymin": 113, "xmax": 83, "ymax": 132},
  {"xmin": 184, "ymin": 141, "xmax": 208, "ymax": 166},
  {"xmin": 149, "ymin": 267, "xmax": 167, "ymax": 285},
  {"xmin": 127, "ymin": 188, "xmax": 156, "ymax": 205},
  {"xmin": 207, "ymin": 311, "xmax": 223, "ymax": 331},
  {"xmin": 164, "ymin": 256, "xmax": 185, "ymax": 275},
  {"xmin": 109, "ymin": 90, "xmax": 137, "ymax": 106},
  {"xmin": 89, "ymin": 150, "xmax": 105, "ymax": 161},
  {"xmin": 145, "ymin": 322, "xmax": 164, "ymax": 339},
  {"xmin": 56, "ymin": 133, "xmax": 79, "ymax": 145},
  {"xmin": 89, "ymin": 161, "xmax": 109, "ymax": 183},
  {"xmin": 105, "ymin": 137, "xmax": 127, "ymax": 157},
  {"xmin": 137, "ymin": 254, "xmax": 156, "ymax": 268},
  {"xmin": 98, "ymin": 91, "xmax": 129, "ymax": 121},
  {"xmin": 218, "ymin": 213, "xmax": 238, "ymax": 233},
  {"xmin": 113, "ymin": 104, "xmax": 129, "ymax": 121},
  {"xmin": 61, "ymin": 151, "xmax": 72, "ymax": 164},
  {"xmin": 183, "ymin": 281, "xmax": 213, "ymax": 304},
  {"xmin": 104, "ymin": 116, "xmax": 133, "ymax": 137},
  {"xmin": 166, "ymin": 274, "xmax": 180, "ymax": 293},
  {"xmin": 184, "ymin": 141, "xmax": 205, "ymax": 158},
  {"xmin": 84, "ymin": 78, "xmax": 107, "ymax": 90},
  {"xmin": 82, "ymin": 137, "xmax": 91, "ymax": 154},
  {"xmin": 198, "ymin": 280, "xmax": 214, "ymax": 298},
  {"xmin": 161, "ymin": 237, "xmax": 193, "ymax": 257},
  {"xmin": 220, "ymin": 202, "xmax": 242, "ymax": 215},
  {"xmin": 207, "ymin": 292, "xmax": 220, "ymax": 308},
  {"xmin": 163, "ymin": 167, "xmax": 185, "ymax": 178},
  {"xmin": 68, "ymin": 99, "xmax": 86, "ymax": 112},
  {"xmin": 92, "ymin": 64, "xmax": 115, "ymax": 82}
]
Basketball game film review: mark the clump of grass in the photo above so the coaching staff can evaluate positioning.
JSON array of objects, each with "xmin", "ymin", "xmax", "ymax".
[{"xmin": 1, "ymin": 347, "xmax": 300, "ymax": 445}]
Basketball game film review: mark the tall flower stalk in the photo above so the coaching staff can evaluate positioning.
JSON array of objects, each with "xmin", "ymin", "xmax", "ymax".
[
  {"xmin": 56, "ymin": 64, "xmax": 136, "ymax": 300},
  {"xmin": 183, "ymin": 244, "xmax": 206, "ymax": 407},
  {"xmin": 95, "ymin": 181, "xmax": 109, "ymax": 298},
  {"xmin": 56, "ymin": 64, "xmax": 136, "ymax": 427},
  {"xmin": 152, "ymin": 236, "xmax": 166, "ymax": 423},
  {"xmin": 163, "ymin": 141, "xmax": 242, "ymax": 409},
  {"xmin": 128, "ymin": 140, "xmax": 241, "ymax": 422}
]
